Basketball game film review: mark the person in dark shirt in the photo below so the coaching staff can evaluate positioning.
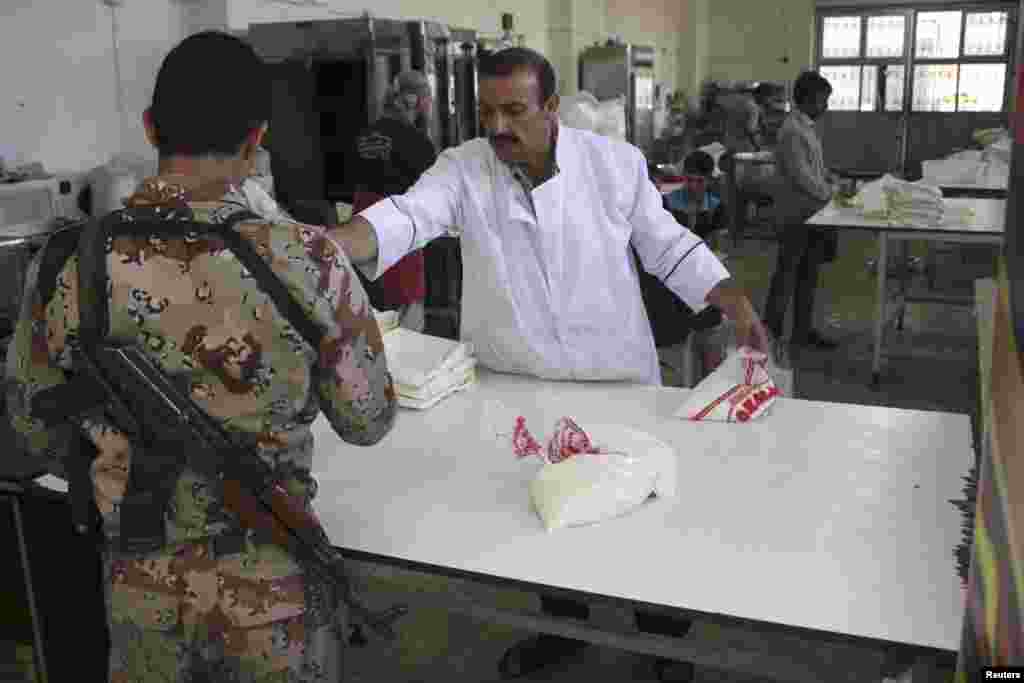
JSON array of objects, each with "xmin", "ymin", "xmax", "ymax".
[{"xmin": 348, "ymin": 70, "xmax": 437, "ymax": 332}]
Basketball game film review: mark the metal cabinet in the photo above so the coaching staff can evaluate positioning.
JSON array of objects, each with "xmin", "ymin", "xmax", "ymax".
[{"xmin": 578, "ymin": 43, "xmax": 656, "ymax": 152}]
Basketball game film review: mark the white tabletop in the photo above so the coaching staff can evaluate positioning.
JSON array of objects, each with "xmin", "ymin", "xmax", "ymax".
[
  {"xmin": 808, "ymin": 197, "xmax": 1005, "ymax": 236},
  {"xmin": 937, "ymin": 180, "xmax": 1007, "ymax": 191},
  {"xmin": 311, "ymin": 369, "xmax": 970, "ymax": 651}
]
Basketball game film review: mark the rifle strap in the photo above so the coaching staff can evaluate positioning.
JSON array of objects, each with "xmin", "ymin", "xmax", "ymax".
[{"xmin": 74, "ymin": 209, "xmax": 325, "ymax": 351}]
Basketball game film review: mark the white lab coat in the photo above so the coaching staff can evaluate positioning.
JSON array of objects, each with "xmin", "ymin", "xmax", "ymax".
[{"xmin": 359, "ymin": 126, "xmax": 730, "ymax": 385}]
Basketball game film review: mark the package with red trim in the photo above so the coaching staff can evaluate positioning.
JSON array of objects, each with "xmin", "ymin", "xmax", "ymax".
[
  {"xmin": 513, "ymin": 416, "xmax": 677, "ymax": 531},
  {"xmin": 674, "ymin": 347, "xmax": 781, "ymax": 422}
]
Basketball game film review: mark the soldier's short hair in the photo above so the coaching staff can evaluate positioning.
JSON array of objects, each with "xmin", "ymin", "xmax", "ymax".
[{"xmin": 148, "ymin": 31, "xmax": 270, "ymax": 158}]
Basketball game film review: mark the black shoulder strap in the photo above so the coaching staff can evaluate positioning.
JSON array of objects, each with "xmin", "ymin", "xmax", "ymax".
[
  {"xmin": 210, "ymin": 211, "xmax": 324, "ymax": 350},
  {"xmin": 76, "ymin": 214, "xmax": 116, "ymax": 347},
  {"xmin": 75, "ymin": 209, "xmax": 324, "ymax": 352},
  {"xmin": 35, "ymin": 223, "xmax": 86, "ymax": 309}
]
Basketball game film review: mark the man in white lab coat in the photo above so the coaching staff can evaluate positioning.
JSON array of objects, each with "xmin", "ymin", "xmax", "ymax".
[{"xmin": 330, "ymin": 48, "xmax": 770, "ymax": 681}]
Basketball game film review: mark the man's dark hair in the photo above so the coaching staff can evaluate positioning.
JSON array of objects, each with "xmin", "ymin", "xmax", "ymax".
[
  {"xmin": 478, "ymin": 48, "xmax": 558, "ymax": 106},
  {"xmin": 149, "ymin": 31, "xmax": 270, "ymax": 157},
  {"xmin": 683, "ymin": 150, "xmax": 716, "ymax": 177},
  {"xmin": 753, "ymin": 82, "xmax": 785, "ymax": 103},
  {"xmin": 792, "ymin": 71, "xmax": 833, "ymax": 107}
]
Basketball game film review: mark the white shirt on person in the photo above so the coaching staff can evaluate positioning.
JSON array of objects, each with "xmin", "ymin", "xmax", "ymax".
[{"xmin": 357, "ymin": 125, "xmax": 730, "ymax": 385}]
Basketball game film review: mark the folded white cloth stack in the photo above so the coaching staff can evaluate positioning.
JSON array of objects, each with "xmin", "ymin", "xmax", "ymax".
[
  {"xmin": 380, "ymin": 327, "xmax": 477, "ymax": 409},
  {"xmin": 675, "ymin": 347, "xmax": 781, "ymax": 422},
  {"xmin": 857, "ymin": 174, "xmax": 945, "ymax": 227}
]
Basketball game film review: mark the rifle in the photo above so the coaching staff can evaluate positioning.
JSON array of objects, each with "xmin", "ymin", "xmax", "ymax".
[
  {"xmin": 34, "ymin": 344, "xmax": 405, "ymax": 642},
  {"xmin": 29, "ymin": 210, "xmax": 406, "ymax": 645}
]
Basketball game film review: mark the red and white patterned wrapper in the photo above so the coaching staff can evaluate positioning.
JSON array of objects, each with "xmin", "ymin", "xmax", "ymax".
[
  {"xmin": 679, "ymin": 348, "xmax": 782, "ymax": 423},
  {"xmin": 513, "ymin": 416, "xmax": 604, "ymax": 464}
]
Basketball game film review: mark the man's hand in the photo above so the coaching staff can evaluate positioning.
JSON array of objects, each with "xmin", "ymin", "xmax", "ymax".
[
  {"xmin": 705, "ymin": 279, "xmax": 771, "ymax": 353},
  {"xmin": 327, "ymin": 216, "xmax": 379, "ymax": 267}
]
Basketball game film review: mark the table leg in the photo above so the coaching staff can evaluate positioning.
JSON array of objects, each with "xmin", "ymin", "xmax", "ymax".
[
  {"xmin": 897, "ymin": 240, "xmax": 909, "ymax": 331},
  {"xmin": 872, "ymin": 233, "xmax": 888, "ymax": 389},
  {"xmin": 7, "ymin": 493, "xmax": 48, "ymax": 683}
]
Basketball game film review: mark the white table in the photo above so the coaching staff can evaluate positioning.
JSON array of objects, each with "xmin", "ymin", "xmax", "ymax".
[
  {"xmin": 311, "ymin": 369, "xmax": 970, "ymax": 681},
  {"xmin": 808, "ymin": 198, "xmax": 1005, "ymax": 387}
]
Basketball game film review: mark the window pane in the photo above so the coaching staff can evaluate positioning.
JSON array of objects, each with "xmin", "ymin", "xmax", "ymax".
[
  {"xmin": 963, "ymin": 12, "xmax": 1008, "ymax": 56},
  {"xmin": 885, "ymin": 65, "xmax": 905, "ymax": 112},
  {"xmin": 861, "ymin": 66, "xmax": 877, "ymax": 111},
  {"xmin": 866, "ymin": 15, "xmax": 905, "ymax": 58},
  {"xmin": 915, "ymin": 11, "xmax": 963, "ymax": 59},
  {"xmin": 912, "ymin": 64, "xmax": 959, "ymax": 112},
  {"xmin": 958, "ymin": 63, "xmax": 1007, "ymax": 112},
  {"xmin": 823, "ymin": 16, "xmax": 862, "ymax": 59},
  {"xmin": 820, "ymin": 65, "xmax": 861, "ymax": 111}
]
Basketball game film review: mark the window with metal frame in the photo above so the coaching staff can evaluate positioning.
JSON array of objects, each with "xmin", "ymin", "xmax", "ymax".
[
  {"xmin": 816, "ymin": 4, "xmax": 1014, "ymax": 114},
  {"xmin": 818, "ymin": 12, "xmax": 909, "ymax": 112}
]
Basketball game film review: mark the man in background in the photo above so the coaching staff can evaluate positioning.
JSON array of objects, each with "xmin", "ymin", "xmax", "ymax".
[
  {"xmin": 347, "ymin": 70, "xmax": 437, "ymax": 332},
  {"xmin": 764, "ymin": 70, "xmax": 839, "ymax": 350}
]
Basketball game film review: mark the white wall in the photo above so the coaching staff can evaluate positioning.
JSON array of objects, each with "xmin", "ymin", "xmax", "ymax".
[
  {"xmin": 0, "ymin": 0, "xmax": 185, "ymax": 175},
  {"xmin": 226, "ymin": 0, "xmax": 551, "ymax": 51},
  {"xmin": 2, "ymin": 0, "xmax": 704, "ymax": 176}
]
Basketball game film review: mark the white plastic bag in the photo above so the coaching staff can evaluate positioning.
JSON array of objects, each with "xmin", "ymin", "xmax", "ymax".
[
  {"xmin": 511, "ymin": 416, "xmax": 677, "ymax": 532},
  {"xmin": 675, "ymin": 346, "xmax": 782, "ymax": 422}
]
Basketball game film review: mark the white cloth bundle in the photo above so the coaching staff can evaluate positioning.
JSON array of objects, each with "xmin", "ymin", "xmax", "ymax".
[
  {"xmin": 513, "ymin": 417, "xmax": 677, "ymax": 532},
  {"xmin": 380, "ymin": 328, "xmax": 476, "ymax": 409},
  {"xmin": 856, "ymin": 175, "xmax": 945, "ymax": 226},
  {"xmin": 674, "ymin": 347, "xmax": 781, "ymax": 422}
]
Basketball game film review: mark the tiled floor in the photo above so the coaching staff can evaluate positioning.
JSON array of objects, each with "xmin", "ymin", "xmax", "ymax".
[{"xmin": 8, "ymin": 232, "xmax": 980, "ymax": 682}]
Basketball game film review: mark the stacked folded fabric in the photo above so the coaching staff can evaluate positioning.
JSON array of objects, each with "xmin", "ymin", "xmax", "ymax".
[
  {"xmin": 380, "ymin": 327, "xmax": 477, "ymax": 410},
  {"xmin": 885, "ymin": 180, "xmax": 945, "ymax": 227},
  {"xmin": 857, "ymin": 174, "xmax": 945, "ymax": 227}
]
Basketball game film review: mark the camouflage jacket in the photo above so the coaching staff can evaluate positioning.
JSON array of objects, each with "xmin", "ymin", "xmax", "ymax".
[{"xmin": 5, "ymin": 176, "xmax": 397, "ymax": 545}]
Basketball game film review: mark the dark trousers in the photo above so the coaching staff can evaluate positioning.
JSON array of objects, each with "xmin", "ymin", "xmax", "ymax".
[
  {"xmin": 763, "ymin": 223, "xmax": 830, "ymax": 341},
  {"xmin": 540, "ymin": 594, "xmax": 693, "ymax": 639}
]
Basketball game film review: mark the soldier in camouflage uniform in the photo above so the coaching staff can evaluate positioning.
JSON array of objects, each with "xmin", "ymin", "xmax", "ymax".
[{"xmin": 6, "ymin": 31, "xmax": 397, "ymax": 682}]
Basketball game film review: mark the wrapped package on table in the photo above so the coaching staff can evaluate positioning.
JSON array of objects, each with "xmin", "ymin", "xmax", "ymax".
[
  {"xmin": 512, "ymin": 417, "xmax": 677, "ymax": 532},
  {"xmin": 675, "ymin": 346, "xmax": 782, "ymax": 422}
]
